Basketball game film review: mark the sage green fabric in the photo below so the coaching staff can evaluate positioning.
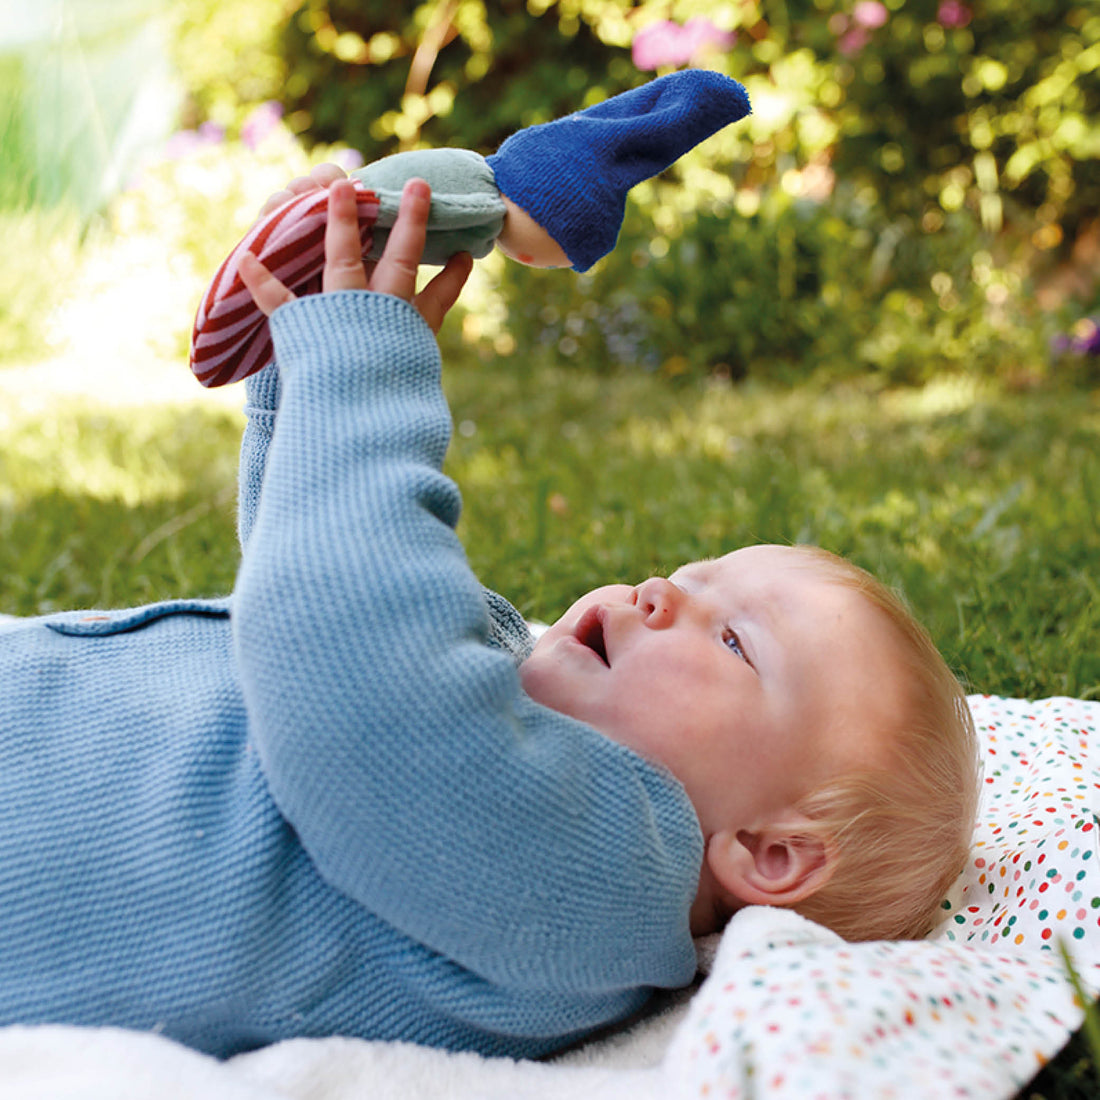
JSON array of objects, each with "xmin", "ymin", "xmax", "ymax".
[{"xmin": 351, "ymin": 148, "xmax": 506, "ymax": 265}]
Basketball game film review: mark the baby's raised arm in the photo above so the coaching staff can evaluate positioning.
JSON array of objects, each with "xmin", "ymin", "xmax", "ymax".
[
  {"xmin": 230, "ymin": 175, "xmax": 701, "ymax": 996},
  {"xmin": 235, "ymin": 169, "xmax": 470, "ymax": 549}
]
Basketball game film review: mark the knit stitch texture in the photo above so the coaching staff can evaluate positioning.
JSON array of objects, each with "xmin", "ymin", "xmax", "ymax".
[{"xmin": 0, "ymin": 292, "xmax": 701, "ymax": 1058}]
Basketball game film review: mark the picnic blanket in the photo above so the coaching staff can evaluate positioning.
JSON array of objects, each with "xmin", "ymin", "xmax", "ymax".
[{"xmin": 2, "ymin": 694, "xmax": 1097, "ymax": 1098}]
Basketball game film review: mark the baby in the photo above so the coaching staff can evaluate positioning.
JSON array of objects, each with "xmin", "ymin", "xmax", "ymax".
[
  {"xmin": 521, "ymin": 543, "xmax": 981, "ymax": 944},
  {"xmin": 0, "ymin": 173, "xmax": 978, "ymax": 1062}
]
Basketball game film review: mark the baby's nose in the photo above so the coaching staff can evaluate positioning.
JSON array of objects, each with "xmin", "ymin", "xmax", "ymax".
[{"xmin": 634, "ymin": 577, "xmax": 683, "ymax": 628}]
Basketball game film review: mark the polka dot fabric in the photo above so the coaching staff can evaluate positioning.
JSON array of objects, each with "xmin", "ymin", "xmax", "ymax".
[
  {"xmin": 937, "ymin": 695, "xmax": 1100, "ymax": 955},
  {"xmin": 664, "ymin": 695, "xmax": 1100, "ymax": 1099}
]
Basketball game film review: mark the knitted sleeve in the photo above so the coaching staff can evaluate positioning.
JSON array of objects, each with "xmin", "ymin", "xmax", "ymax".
[
  {"xmin": 232, "ymin": 291, "xmax": 701, "ymax": 994},
  {"xmin": 237, "ymin": 363, "xmax": 282, "ymax": 550},
  {"xmin": 235, "ymin": 356, "xmax": 534, "ymax": 666}
]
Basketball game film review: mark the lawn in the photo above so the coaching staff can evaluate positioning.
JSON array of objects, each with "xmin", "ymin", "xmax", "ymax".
[{"xmin": 3, "ymin": 357, "xmax": 1097, "ymax": 705}]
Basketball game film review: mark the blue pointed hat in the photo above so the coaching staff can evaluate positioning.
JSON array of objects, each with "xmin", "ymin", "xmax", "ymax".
[{"xmin": 486, "ymin": 70, "xmax": 750, "ymax": 272}]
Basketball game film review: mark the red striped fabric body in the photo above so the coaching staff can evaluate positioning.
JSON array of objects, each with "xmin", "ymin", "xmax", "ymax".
[{"xmin": 190, "ymin": 186, "xmax": 380, "ymax": 387}]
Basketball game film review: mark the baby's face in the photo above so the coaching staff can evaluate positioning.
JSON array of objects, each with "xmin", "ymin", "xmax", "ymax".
[{"xmin": 520, "ymin": 545, "xmax": 903, "ymax": 836}]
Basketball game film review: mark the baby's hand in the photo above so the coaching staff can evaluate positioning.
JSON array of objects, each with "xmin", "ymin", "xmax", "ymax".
[{"xmin": 239, "ymin": 178, "xmax": 472, "ymax": 334}]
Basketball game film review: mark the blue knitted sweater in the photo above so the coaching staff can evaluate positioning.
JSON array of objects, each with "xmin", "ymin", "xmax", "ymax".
[{"xmin": 0, "ymin": 292, "xmax": 702, "ymax": 1059}]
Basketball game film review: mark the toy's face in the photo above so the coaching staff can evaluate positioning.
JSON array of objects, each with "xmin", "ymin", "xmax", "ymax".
[
  {"xmin": 520, "ymin": 545, "xmax": 902, "ymax": 836},
  {"xmin": 496, "ymin": 198, "xmax": 571, "ymax": 268}
]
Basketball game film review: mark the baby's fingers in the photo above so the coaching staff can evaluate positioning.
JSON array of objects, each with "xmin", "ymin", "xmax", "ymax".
[
  {"xmin": 239, "ymin": 252, "xmax": 297, "ymax": 317},
  {"xmin": 414, "ymin": 252, "xmax": 473, "ymax": 333},
  {"xmin": 370, "ymin": 179, "xmax": 431, "ymax": 302},
  {"xmin": 309, "ymin": 163, "xmax": 347, "ymax": 188},
  {"xmin": 321, "ymin": 181, "xmax": 370, "ymax": 294}
]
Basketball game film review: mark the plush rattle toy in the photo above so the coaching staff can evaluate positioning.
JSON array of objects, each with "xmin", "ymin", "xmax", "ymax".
[{"xmin": 190, "ymin": 69, "xmax": 750, "ymax": 387}]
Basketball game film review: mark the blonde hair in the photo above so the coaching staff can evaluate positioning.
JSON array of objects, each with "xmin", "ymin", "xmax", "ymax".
[{"xmin": 782, "ymin": 547, "xmax": 980, "ymax": 942}]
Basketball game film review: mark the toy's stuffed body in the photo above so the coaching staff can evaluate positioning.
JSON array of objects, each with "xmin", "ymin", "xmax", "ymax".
[
  {"xmin": 191, "ymin": 70, "xmax": 750, "ymax": 387},
  {"xmin": 352, "ymin": 148, "xmax": 508, "ymax": 266}
]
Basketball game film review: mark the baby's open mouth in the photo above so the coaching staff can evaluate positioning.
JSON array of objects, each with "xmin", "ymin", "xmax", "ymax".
[{"xmin": 575, "ymin": 607, "xmax": 609, "ymax": 666}]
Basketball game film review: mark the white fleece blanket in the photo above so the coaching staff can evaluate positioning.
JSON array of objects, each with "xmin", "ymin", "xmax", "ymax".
[{"xmin": 3, "ymin": 695, "xmax": 1098, "ymax": 1099}]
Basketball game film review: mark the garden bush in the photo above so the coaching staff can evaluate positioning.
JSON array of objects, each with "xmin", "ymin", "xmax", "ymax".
[
  {"xmin": 491, "ymin": 178, "xmax": 1052, "ymax": 384},
  {"xmin": 201, "ymin": 0, "xmax": 1097, "ymax": 249}
]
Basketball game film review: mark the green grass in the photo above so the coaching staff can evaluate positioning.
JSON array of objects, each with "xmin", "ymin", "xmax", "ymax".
[
  {"xmin": 0, "ymin": 403, "xmax": 243, "ymax": 614},
  {"xmin": 0, "ymin": 206, "xmax": 87, "ymax": 365},
  {"xmin": 1, "ymin": 358, "xmax": 1099, "ymax": 1094},
  {"xmin": 2, "ymin": 366, "xmax": 1098, "ymax": 700}
]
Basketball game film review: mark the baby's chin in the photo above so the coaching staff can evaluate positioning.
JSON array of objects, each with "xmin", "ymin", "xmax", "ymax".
[
  {"xmin": 517, "ymin": 639, "xmax": 590, "ymax": 724},
  {"xmin": 517, "ymin": 645, "xmax": 558, "ymax": 708}
]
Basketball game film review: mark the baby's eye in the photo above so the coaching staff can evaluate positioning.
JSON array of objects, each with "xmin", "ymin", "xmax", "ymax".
[{"xmin": 722, "ymin": 627, "xmax": 746, "ymax": 661}]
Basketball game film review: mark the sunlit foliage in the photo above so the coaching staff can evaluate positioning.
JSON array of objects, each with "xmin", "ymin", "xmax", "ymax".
[{"xmin": 166, "ymin": 0, "xmax": 1098, "ymax": 384}]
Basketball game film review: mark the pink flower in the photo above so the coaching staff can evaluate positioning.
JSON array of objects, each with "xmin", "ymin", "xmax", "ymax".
[
  {"xmin": 937, "ymin": 0, "xmax": 972, "ymax": 27},
  {"xmin": 853, "ymin": 1, "xmax": 888, "ymax": 28},
  {"xmin": 838, "ymin": 27, "xmax": 871, "ymax": 56},
  {"xmin": 160, "ymin": 121, "xmax": 225, "ymax": 161},
  {"xmin": 632, "ymin": 17, "xmax": 736, "ymax": 71},
  {"xmin": 682, "ymin": 17, "xmax": 736, "ymax": 56},
  {"xmin": 241, "ymin": 102, "xmax": 284, "ymax": 151},
  {"xmin": 831, "ymin": 3, "xmax": 887, "ymax": 55},
  {"xmin": 632, "ymin": 21, "xmax": 680, "ymax": 71},
  {"xmin": 333, "ymin": 148, "xmax": 365, "ymax": 172}
]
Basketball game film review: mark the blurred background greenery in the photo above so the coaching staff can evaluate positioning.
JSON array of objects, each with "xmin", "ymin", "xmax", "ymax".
[
  {"xmin": 0, "ymin": 0, "xmax": 1097, "ymax": 692},
  {"xmin": 1, "ymin": 2, "xmax": 1100, "ymax": 1091},
  {"xmin": 2, "ymin": 0, "xmax": 1098, "ymax": 381}
]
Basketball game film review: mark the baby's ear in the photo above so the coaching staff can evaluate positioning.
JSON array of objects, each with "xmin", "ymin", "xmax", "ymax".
[{"xmin": 706, "ymin": 818, "xmax": 835, "ymax": 908}]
